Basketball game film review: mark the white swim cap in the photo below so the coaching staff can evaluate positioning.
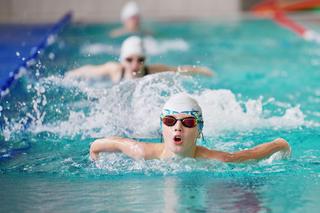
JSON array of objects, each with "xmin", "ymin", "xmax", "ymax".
[
  {"xmin": 162, "ymin": 93, "xmax": 201, "ymax": 115},
  {"xmin": 121, "ymin": 1, "xmax": 140, "ymax": 22},
  {"xmin": 161, "ymin": 93, "xmax": 203, "ymax": 131},
  {"xmin": 120, "ymin": 36, "xmax": 145, "ymax": 62}
]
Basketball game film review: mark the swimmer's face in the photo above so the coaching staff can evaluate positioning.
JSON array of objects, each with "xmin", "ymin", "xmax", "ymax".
[
  {"xmin": 162, "ymin": 114, "xmax": 199, "ymax": 156},
  {"xmin": 123, "ymin": 54, "xmax": 145, "ymax": 77},
  {"xmin": 124, "ymin": 15, "xmax": 140, "ymax": 31}
]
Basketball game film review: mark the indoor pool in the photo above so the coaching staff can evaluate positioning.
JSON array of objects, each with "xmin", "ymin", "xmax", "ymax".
[{"xmin": 1, "ymin": 17, "xmax": 320, "ymax": 212}]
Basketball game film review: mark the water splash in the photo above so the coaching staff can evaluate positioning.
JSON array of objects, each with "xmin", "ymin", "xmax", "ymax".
[
  {"xmin": 198, "ymin": 89, "xmax": 305, "ymax": 136},
  {"xmin": 90, "ymin": 151, "xmax": 292, "ymax": 177},
  {"xmin": 3, "ymin": 72, "xmax": 302, "ymax": 141},
  {"xmin": 1, "ymin": 71, "xmax": 308, "ymax": 142}
]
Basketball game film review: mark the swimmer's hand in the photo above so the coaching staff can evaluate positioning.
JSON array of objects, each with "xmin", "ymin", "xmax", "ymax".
[
  {"xmin": 90, "ymin": 150, "xmax": 99, "ymax": 161},
  {"xmin": 177, "ymin": 65, "xmax": 214, "ymax": 77},
  {"xmin": 89, "ymin": 140, "xmax": 101, "ymax": 161},
  {"xmin": 89, "ymin": 139, "xmax": 102, "ymax": 161},
  {"xmin": 277, "ymin": 138, "xmax": 291, "ymax": 158}
]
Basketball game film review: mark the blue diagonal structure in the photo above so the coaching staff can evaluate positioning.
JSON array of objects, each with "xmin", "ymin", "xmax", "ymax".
[{"xmin": 0, "ymin": 12, "xmax": 72, "ymax": 97}]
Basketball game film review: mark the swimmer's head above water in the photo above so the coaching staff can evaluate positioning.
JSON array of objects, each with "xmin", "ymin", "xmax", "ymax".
[
  {"xmin": 109, "ymin": 1, "xmax": 143, "ymax": 38},
  {"xmin": 120, "ymin": 36, "xmax": 146, "ymax": 77},
  {"xmin": 121, "ymin": 1, "xmax": 141, "ymax": 31},
  {"xmin": 161, "ymin": 93, "xmax": 203, "ymax": 133},
  {"xmin": 66, "ymin": 34, "xmax": 214, "ymax": 82},
  {"xmin": 160, "ymin": 93, "xmax": 204, "ymax": 156}
]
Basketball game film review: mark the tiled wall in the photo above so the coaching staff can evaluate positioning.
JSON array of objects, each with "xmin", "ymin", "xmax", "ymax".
[{"xmin": 0, "ymin": 0, "xmax": 240, "ymax": 23}]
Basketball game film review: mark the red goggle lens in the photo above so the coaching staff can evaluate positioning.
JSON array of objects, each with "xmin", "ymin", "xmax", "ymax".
[{"xmin": 162, "ymin": 116, "xmax": 197, "ymax": 128}]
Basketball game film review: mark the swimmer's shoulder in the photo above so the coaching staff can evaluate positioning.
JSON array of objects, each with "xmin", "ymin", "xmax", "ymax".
[
  {"xmin": 101, "ymin": 62, "xmax": 122, "ymax": 74},
  {"xmin": 195, "ymin": 146, "xmax": 212, "ymax": 159},
  {"xmin": 102, "ymin": 62, "xmax": 122, "ymax": 70},
  {"xmin": 140, "ymin": 142, "xmax": 163, "ymax": 160}
]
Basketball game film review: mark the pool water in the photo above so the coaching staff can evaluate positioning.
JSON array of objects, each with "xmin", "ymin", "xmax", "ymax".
[{"xmin": 1, "ymin": 18, "xmax": 320, "ymax": 212}]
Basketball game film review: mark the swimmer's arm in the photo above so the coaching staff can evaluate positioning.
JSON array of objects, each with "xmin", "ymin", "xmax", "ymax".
[
  {"xmin": 229, "ymin": 138, "xmax": 291, "ymax": 162},
  {"xmin": 175, "ymin": 65, "xmax": 214, "ymax": 76},
  {"xmin": 148, "ymin": 64, "xmax": 214, "ymax": 76},
  {"xmin": 89, "ymin": 137, "xmax": 159, "ymax": 160},
  {"xmin": 202, "ymin": 138, "xmax": 291, "ymax": 162},
  {"xmin": 109, "ymin": 28, "xmax": 128, "ymax": 38},
  {"xmin": 65, "ymin": 62, "xmax": 120, "ymax": 79}
]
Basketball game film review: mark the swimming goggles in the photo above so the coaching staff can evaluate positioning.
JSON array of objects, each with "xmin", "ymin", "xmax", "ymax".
[
  {"xmin": 161, "ymin": 115, "xmax": 198, "ymax": 128},
  {"xmin": 125, "ymin": 57, "xmax": 145, "ymax": 63}
]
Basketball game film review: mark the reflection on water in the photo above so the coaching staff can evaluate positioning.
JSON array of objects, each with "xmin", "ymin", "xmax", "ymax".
[
  {"xmin": 163, "ymin": 176, "xmax": 265, "ymax": 213},
  {"xmin": 1, "ymin": 174, "xmax": 316, "ymax": 213}
]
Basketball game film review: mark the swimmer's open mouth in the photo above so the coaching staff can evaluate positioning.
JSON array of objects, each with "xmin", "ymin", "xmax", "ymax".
[
  {"xmin": 174, "ymin": 135, "xmax": 183, "ymax": 145},
  {"xmin": 132, "ymin": 70, "xmax": 140, "ymax": 75}
]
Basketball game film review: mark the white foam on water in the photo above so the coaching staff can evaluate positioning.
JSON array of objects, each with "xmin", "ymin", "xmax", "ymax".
[
  {"xmin": 94, "ymin": 153, "xmax": 227, "ymax": 175},
  {"xmin": 2, "ymin": 72, "xmax": 309, "ymax": 141},
  {"xmin": 2, "ymin": 116, "xmax": 28, "ymax": 141},
  {"xmin": 80, "ymin": 43, "xmax": 119, "ymax": 56},
  {"xmin": 92, "ymin": 151, "xmax": 291, "ymax": 176},
  {"xmin": 80, "ymin": 36, "xmax": 189, "ymax": 56},
  {"xmin": 143, "ymin": 36, "xmax": 189, "ymax": 56},
  {"xmin": 30, "ymin": 72, "xmax": 187, "ymax": 138},
  {"xmin": 197, "ymin": 90, "xmax": 305, "ymax": 136},
  {"xmin": 24, "ymin": 72, "xmax": 306, "ymax": 140}
]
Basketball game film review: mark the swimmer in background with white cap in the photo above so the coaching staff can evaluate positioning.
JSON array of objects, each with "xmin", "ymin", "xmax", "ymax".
[
  {"xmin": 109, "ymin": 1, "xmax": 150, "ymax": 38},
  {"xmin": 90, "ymin": 93, "xmax": 291, "ymax": 161},
  {"xmin": 66, "ymin": 36, "xmax": 213, "ymax": 83}
]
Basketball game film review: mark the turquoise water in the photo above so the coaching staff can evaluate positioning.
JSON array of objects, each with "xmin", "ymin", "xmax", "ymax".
[{"xmin": 1, "ymin": 19, "xmax": 320, "ymax": 212}]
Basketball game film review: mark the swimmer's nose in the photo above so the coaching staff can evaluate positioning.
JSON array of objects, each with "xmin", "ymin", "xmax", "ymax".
[
  {"xmin": 174, "ymin": 120, "xmax": 182, "ymax": 131},
  {"xmin": 131, "ymin": 60, "xmax": 141, "ymax": 71}
]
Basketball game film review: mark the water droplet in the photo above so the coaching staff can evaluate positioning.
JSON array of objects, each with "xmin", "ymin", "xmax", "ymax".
[{"xmin": 48, "ymin": 52, "xmax": 55, "ymax": 60}]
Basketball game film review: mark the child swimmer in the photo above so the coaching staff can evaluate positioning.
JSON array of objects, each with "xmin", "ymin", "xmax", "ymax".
[{"xmin": 90, "ymin": 93, "xmax": 291, "ymax": 162}]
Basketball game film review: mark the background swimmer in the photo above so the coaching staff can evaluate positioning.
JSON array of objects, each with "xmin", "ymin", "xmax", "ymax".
[
  {"xmin": 90, "ymin": 93, "xmax": 291, "ymax": 161},
  {"xmin": 66, "ymin": 36, "xmax": 213, "ymax": 83},
  {"xmin": 109, "ymin": 1, "xmax": 150, "ymax": 38}
]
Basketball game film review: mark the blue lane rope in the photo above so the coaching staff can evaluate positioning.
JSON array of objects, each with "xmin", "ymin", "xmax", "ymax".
[
  {"xmin": 0, "ymin": 12, "xmax": 73, "ymax": 98},
  {"xmin": 0, "ymin": 13, "xmax": 73, "ymax": 162}
]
